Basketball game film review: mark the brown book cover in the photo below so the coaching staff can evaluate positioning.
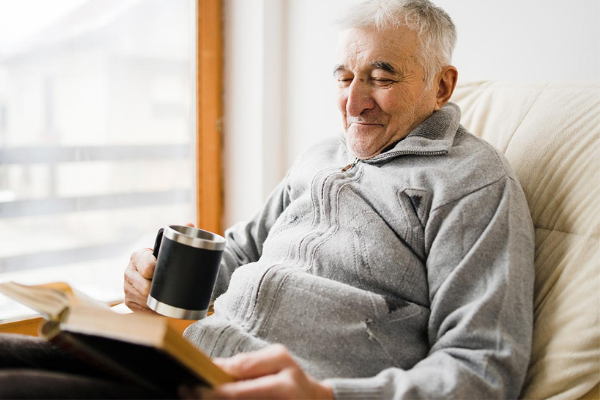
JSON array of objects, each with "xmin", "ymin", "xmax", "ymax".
[{"xmin": 0, "ymin": 281, "xmax": 233, "ymax": 396}]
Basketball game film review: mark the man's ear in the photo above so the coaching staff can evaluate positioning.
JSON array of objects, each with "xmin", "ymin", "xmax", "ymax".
[{"xmin": 434, "ymin": 66, "xmax": 458, "ymax": 110}]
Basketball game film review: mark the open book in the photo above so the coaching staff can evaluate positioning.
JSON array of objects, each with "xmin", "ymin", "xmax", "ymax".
[{"xmin": 0, "ymin": 281, "xmax": 233, "ymax": 396}]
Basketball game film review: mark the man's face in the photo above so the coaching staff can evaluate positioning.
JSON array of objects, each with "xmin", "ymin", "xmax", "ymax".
[{"xmin": 334, "ymin": 26, "xmax": 438, "ymax": 159}]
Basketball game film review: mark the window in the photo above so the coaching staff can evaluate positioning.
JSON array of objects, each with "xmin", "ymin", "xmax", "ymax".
[{"xmin": 0, "ymin": 0, "xmax": 200, "ymax": 320}]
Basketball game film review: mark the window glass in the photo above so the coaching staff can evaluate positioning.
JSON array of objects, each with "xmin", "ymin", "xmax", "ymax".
[{"xmin": 0, "ymin": 0, "xmax": 195, "ymax": 320}]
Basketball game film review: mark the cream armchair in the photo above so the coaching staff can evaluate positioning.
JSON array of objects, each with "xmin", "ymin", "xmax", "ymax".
[{"xmin": 452, "ymin": 81, "xmax": 600, "ymax": 400}]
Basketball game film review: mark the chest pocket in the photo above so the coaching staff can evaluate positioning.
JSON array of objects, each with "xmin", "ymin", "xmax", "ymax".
[{"xmin": 396, "ymin": 188, "xmax": 432, "ymax": 262}]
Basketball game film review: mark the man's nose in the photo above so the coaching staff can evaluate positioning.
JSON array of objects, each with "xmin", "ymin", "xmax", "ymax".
[{"xmin": 346, "ymin": 80, "xmax": 374, "ymax": 117}]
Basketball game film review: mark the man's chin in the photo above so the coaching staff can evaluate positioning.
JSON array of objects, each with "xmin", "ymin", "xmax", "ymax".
[{"xmin": 347, "ymin": 140, "xmax": 384, "ymax": 160}]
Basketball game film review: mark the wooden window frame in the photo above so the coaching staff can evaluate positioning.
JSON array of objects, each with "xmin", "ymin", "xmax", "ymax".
[
  {"xmin": 0, "ymin": 0, "xmax": 223, "ymax": 335},
  {"xmin": 196, "ymin": 0, "xmax": 223, "ymax": 235}
]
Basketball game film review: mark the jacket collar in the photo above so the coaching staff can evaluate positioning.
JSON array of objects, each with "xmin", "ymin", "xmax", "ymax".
[{"xmin": 340, "ymin": 102, "xmax": 461, "ymax": 163}]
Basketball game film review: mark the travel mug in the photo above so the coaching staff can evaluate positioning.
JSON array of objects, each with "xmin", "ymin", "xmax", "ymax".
[{"xmin": 147, "ymin": 225, "xmax": 226, "ymax": 320}]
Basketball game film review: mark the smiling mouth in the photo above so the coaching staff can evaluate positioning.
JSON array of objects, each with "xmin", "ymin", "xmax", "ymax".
[
  {"xmin": 349, "ymin": 122, "xmax": 384, "ymax": 131},
  {"xmin": 350, "ymin": 122, "xmax": 383, "ymax": 126}
]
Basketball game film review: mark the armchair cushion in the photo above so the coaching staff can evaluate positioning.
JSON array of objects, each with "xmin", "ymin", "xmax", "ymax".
[{"xmin": 452, "ymin": 81, "xmax": 600, "ymax": 400}]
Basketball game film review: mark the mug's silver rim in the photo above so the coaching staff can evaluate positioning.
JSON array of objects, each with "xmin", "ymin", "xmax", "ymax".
[
  {"xmin": 147, "ymin": 295, "xmax": 208, "ymax": 320},
  {"xmin": 164, "ymin": 225, "xmax": 226, "ymax": 251}
]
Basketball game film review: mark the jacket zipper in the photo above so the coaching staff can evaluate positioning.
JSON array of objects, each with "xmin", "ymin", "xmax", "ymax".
[
  {"xmin": 341, "ymin": 149, "xmax": 446, "ymax": 172},
  {"xmin": 372, "ymin": 149, "xmax": 447, "ymax": 162},
  {"xmin": 341, "ymin": 158, "xmax": 359, "ymax": 172}
]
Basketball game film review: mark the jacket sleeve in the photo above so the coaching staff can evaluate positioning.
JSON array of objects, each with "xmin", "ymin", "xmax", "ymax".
[
  {"xmin": 211, "ymin": 177, "xmax": 292, "ymax": 299},
  {"xmin": 325, "ymin": 175, "xmax": 535, "ymax": 400}
]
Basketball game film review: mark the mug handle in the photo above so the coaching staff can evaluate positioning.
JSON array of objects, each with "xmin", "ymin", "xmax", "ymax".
[{"xmin": 152, "ymin": 228, "xmax": 164, "ymax": 259}]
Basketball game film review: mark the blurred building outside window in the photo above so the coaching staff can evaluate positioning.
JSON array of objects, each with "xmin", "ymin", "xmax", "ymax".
[{"xmin": 0, "ymin": 0, "xmax": 196, "ymax": 320}]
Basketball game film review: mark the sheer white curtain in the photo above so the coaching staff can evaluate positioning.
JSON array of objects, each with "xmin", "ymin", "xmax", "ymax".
[{"xmin": 0, "ymin": 0, "xmax": 196, "ymax": 319}]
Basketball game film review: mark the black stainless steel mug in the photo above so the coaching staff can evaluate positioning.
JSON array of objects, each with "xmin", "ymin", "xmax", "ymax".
[{"xmin": 147, "ymin": 225, "xmax": 226, "ymax": 320}]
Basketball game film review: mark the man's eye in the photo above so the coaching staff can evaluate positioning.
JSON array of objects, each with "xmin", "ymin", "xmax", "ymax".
[{"xmin": 373, "ymin": 78, "xmax": 394, "ymax": 85}]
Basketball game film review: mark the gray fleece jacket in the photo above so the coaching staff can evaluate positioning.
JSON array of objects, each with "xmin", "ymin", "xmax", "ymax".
[{"xmin": 184, "ymin": 102, "xmax": 535, "ymax": 399}]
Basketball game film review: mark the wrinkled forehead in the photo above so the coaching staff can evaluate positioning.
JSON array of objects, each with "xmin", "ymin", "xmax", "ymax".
[{"xmin": 336, "ymin": 26, "xmax": 419, "ymax": 68}]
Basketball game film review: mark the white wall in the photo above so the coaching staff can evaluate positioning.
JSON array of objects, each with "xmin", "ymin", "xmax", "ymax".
[
  {"xmin": 436, "ymin": 0, "xmax": 600, "ymax": 82},
  {"xmin": 223, "ymin": 0, "xmax": 600, "ymax": 228}
]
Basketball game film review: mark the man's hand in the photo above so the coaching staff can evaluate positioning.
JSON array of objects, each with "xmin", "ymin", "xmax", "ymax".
[
  {"xmin": 123, "ymin": 247, "xmax": 158, "ymax": 313},
  {"xmin": 180, "ymin": 344, "xmax": 334, "ymax": 400}
]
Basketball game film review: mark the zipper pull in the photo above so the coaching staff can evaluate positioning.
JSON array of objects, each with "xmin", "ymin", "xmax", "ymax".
[{"xmin": 341, "ymin": 158, "xmax": 359, "ymax": 172}]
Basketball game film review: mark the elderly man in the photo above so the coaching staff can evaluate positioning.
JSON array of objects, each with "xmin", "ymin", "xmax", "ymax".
[
  {"xmin": 0, "ymin": 0, "xmax": 534, "ymax": 399},
  {"xmin": 126, "ymin": 1, "xmax": 535, "ymax": 399}
]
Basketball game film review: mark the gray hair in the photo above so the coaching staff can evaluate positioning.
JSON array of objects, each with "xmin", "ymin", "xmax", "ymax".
[{"xmin": 334, "ymin": 0, "xmax": 457, "ymax": 87}]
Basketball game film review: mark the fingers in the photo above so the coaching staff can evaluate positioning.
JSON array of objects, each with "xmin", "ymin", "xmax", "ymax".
[
  {"xmin": 214, "ymin": 344, "xmax": 295, "ymax": 380},
  {"xmin": 186, "ymin": 345, "xmax": 334, "ymax": 400},
  {"xmin": 197, "ymin": 372, "xmax": 300, "ymax": 400},
  {"xmin": 123, "ymin": 278, "xmax": 154, "ymax": 314},
  {"xmin": 131, "ymin": 247, "xmax": 158, "ymax": 279},
  {"xmin": 185, "ymin": 362, "xmax": 333, "ymax": 400},
  {"xmin": 123, "ymin": 248, "xmax": 157, "ymax": 314}
]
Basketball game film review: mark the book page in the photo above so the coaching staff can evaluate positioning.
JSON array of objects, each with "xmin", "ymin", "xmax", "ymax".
[
  {"xmin": 0, "ymin": 282, "xmax": 70, "ymax": 320},
  {"xmin": 40, "ymin": 282, "xmax": 110, "ymax": 309},
  {"xmin": 0, "ymin": 281, "xmax": 110, "ymax": 320}
]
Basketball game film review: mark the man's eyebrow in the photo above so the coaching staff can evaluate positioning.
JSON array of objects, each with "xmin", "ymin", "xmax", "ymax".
[
  {"xmin": 333, "ymin": 61, "xmax": 397, "ymax": 75},
  {"xmin": 371, "ymin": 61, "xmax": 396, "ymax": 73},
  {"xmin": 333, "ymin": 64, "xmax": 346, "ymax": 75}
]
